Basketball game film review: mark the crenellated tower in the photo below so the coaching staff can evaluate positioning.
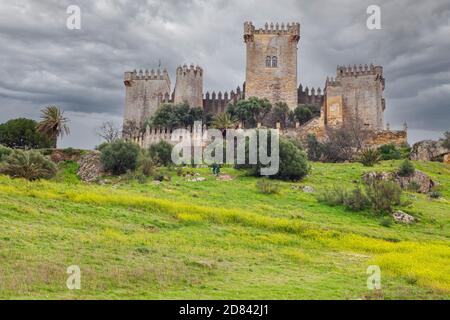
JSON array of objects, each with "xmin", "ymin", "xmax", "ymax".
[
  {"xmin": 123, "ymin": 68, "xmax": 171, "ymax": 129},
  {"xmin": 244, "ymin": 21, "xmax": 300, "ymax": 109},
  {"xmin": 174, "ymin": 64, "xmax": 203, "ymax": 108},
  {"xmin": 324, "ymin": 64, "xmax": 385, "ymax": 129}
]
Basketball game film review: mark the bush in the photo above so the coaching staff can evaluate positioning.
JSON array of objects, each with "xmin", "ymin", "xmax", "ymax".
[
  {"xmin": 0, "ymin": 150, "xmax": 57, "ymax": 180},
  {"xmin": 378, "ymin": 144, "xmax": 401, "ymax": 160},
  {"xmin": 149, "ymin": 141, "xmax": 173, "ymax": 166},
  {"xmin": 343, "ymin": 187, "xmax": 369, "ymax": 211},
  {"xmin": 100, "ymin": 140, "xmax": 140, "ymax": 175},
  {"xmin": 236, "ymin": 134, "xmax": 309, "ymax": 181},
  {"xmin": 428, "ymin": 190, "xmax": 442, "ymax": 199},
  {"xmin": 378, "ymin": 144, "xmax": 410, "ymax": 160},
  {"xmin": 358, "ymin": 148, "xmax": 381, "ymax": 167},
  {"xmin": 138, "ymin": 153, "xmax": 156, "ymax": 177},
  {"xmin": 0, "ymin": 144, "xmax": 12, "ymax": 162},
  {"xmin": 0, "ymin": 118, "xmax": 52, "ymax": 149},
  {"xmin": 306, "ymin": 134, "xmax": 322, "ymax": 161},
  {"xmin": 398, "ymin": 159, "xmax": 415, "ymax": 177},
  {"xmin": 365, "ymin": 179, "xmax": 402, "ymax": 213},
  {"xmin": 318, "ymin": 186, "xmax": 368, "ymax": 211},
  {"xmin": 317, "ymin": 186, "xmax": 347, "ymax": 206},
  {"xmin": 276, "ymin": 138, "xmax": 310, "ymax": 180},
  {"xmin": 256, "ymin": 178, "xmax": 280, "ymax": 194}
]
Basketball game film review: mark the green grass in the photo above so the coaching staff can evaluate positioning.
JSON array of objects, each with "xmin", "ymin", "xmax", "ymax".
[{"xmin": 0, "ymin": 160, "xmax": 449, "ymax": 299}]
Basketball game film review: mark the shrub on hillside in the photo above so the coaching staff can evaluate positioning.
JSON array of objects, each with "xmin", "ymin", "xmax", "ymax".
[
  {"xmin": 317, "ymin": 186, "xmax": 347, "ymax": 206},
  {"xmin": 397, "ymin": 159, "xmax": 415, "ymax": 177},
  {"xmin": 236, "ymin": 134, "xmax": 309, "ymax": 181},
  {"xmin": 358, "ymin": 148, "xmax": 381, "ymax": 167},
  {"xmin": 256, "ymin": 178, "xmax": 280, "ymax": 194},
  {"xmin": 149, "ymin": 140, "xmax": 173, "ymax": 166},
  {"xmin": 365, "ymin": 179, "xmax": 402, "ymax": 213},
  {"xmin": 378, "ymin": 144, "xmax": 401, "ymax": 160},
  {"xmin": 138, "ymin": 153, "xmax": 156, "ymax": 177},
  {"xmin": 0, "ymin": 150, "xmax": 57, "ymax": 180},
  {"xmin": 100, "ymin": 140, "xmax": 140, "ymax": 175},
  {"xmin": 275, "ymin": 138, "xmax": 310, "ymax": 180},
  {"xmin": 306, "ymin": 134, "xmax": 322, "ymax": 161},
  {"xmin": 343, "ymin": 187, "xmax": 369, "ymax": 211},
  {"xmin": 0, "ymin": 144, "xmax": 12, "ymax": 162},
  {"xmin": 428, "ymin": 190, "xmax": 442, "ymax": 199},
  {"xmin": 318, "ymin": 186, "xmax": 368, "ymax": 211},
  {"xmin": 378, "ymin": 143, "xmax": 410, "ymax": 160}
]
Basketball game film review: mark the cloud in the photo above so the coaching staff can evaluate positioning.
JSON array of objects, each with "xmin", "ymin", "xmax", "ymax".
[{"xmin": 0, "ymin": 0, "xmax": 449, "ymax": 149}]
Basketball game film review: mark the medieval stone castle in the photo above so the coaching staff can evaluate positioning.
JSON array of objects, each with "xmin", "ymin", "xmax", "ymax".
[{"xmin": 123, "ymin": 22, "xmax": 406, "ymax": 147}]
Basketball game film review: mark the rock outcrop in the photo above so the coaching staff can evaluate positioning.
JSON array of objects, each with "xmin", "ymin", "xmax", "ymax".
[
  {"xmin": 410, "ymin": 140, "xmax": 449, "ymax": 162},
  {"xmin": 392, "ymin": 211, "xmax": 415, "ymax": 224},
  {"xmin": 77, "ymin": 151, "xmax": 103, "ymax": 182},
  {"xmin": 362, "ymin": 170, "xmax": 435, "ymax": 193}
]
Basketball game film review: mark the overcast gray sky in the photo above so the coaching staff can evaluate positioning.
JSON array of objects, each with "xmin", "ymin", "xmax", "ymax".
[{"xmin": 0, "ymin": 0, "xmax": 449, "ymax": 149}]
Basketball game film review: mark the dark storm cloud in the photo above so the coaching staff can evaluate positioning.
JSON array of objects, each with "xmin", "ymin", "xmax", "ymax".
[{"xmin": 0, "ymin": 0, "xmax": 449, "ymax": 148}]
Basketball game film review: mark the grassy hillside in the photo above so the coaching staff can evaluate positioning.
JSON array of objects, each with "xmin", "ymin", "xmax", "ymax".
[{"xmin": 0, "ymin": 160, "xmax": 449, "ymax": 299}]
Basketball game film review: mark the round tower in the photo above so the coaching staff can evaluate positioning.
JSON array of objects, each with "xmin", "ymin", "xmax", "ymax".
[{"xmin": 174, "ymin": 64, "xmax": 203, "ymax": 108}]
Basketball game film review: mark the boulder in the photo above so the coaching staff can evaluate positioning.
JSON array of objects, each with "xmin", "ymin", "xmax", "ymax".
[
  {"xmin": 362, "ymin": 170, "xmax": 435, "ymax": 193},
  {"xmin": 392, "ymin": 211, "xmax": 415, "ymax": 224},
  {"xmin": 410, "ymin": 140, "xmax": 449, "ymax": 161},
  {"xmin": 361, "ymin": 171, "xmax": 395, "ymax": 183},
  {"xmin": 396, "ymin": 170, "xmax": 435, "ymax": 193},
  {"xmin": 77, "ymin": 151, "xmax": 103, "ymax": 182},
  {"xmin": 302, "ymin": 186, "xmax": 314, "ymax": 193}
]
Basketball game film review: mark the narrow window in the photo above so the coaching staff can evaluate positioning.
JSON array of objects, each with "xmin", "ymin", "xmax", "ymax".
[
  {"xmin": 272, "ymin": 56, "xmax": 278, "ymax": 68},
  {"xmin": 265, "ymin": 56, "xmax": 271, "ymax": 67}
]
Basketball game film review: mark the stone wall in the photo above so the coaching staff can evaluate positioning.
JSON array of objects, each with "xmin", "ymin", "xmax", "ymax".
[
  {"xmin": 365, "ymin": 130, "xmax": 407, "ymax": 147},
  {"xmin": 244, "ymin": 22, "xmax": 300, "ymax": 110},
  {"xmin": 298, "ymin": 84, "xmax": 324, "ymax": 107},
  {"xmin": 203, "ymin": 85, "xmax": 244, "ymax": 115}
]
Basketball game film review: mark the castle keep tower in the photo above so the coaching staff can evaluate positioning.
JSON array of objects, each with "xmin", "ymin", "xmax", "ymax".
[
  {"xmin": 244, "ymin": 22, "xmax": 300, "ymax": 109},
  {"xmin": 174, "ymin": 64, "xmax": 203, "ymax": 108},
  {"xmin": 325, "ymin": 64, "xmax": 385, "ymax": 129},
  {"xmin": 123, "ymin": 68, "xmax": 171, "ymax": 127}
]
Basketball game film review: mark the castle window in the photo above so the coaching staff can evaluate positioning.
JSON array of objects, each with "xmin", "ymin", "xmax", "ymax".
[
  {"xmin": 271, "ymin": 56, "xmax": 278, "ymax": 68},
  {"xmin": 265, "ymin": 56, "xmax": 271, "ymax": 67}
]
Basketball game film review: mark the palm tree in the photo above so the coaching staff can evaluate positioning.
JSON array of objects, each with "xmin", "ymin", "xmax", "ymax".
[
  {"xmin": 211, "ymin": 113, "xmax": 236, "ymax": 136},
  {"xmin": 37, "ymin": 105, "xmax": 70, "ymax": 148}
]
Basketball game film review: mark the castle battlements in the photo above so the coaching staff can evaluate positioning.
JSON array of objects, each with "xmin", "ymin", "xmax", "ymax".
[
  {"xmin": 336, "ymin": 64, "xmax": 383, "ymax": 77},
  {"xmin": 176, "ymin": 64, "xmax": 203, "ymax": 77},
  {"xmin": 203, "ymin": 85, "xmax": 244, "ymax": 114},
  {"xmin": 244, "ymin": 21, "xmax": 300, "ymax": 43},
  {"xmin": 325, "ymin": 76, "xmax": 340, "ymax": 86},
  {"xmin": 125, "ymin": 68, "xmax": 169, "ymax": 81},
  {"xmin": 298, "ymin": 84, "xmax": 324, "ymax": 106}
]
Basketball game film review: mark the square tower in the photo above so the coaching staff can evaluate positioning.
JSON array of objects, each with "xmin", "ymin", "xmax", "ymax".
[
  {"xmin": 123, "ymin": 68, "xmax": 171, "ymax": 129},
  {"xmin": 325, "ymin": 64, "xmax": 385, "ymax": 130},
  {"xmin": 244, "ymin": 22, "xmax": 300, "ymax": 109}
]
